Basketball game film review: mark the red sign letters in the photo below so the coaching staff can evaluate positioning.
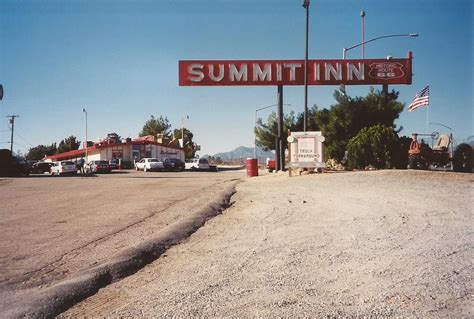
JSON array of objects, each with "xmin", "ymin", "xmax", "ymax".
[{"xmin": 179, "ymin": 53, "xmax": 412, "ymax": 86}]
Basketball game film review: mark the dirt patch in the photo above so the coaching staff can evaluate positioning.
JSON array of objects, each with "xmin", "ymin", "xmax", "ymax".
[{"xmin": 62, "ymin": 170, "xmax": 473, "ymax": 317}]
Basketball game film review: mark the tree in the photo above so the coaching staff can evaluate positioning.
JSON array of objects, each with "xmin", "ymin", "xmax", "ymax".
[
  {"xmin": 57, "ymin": 136, "xmax": 80, "ymax": 154},
  {"xmin": 254, "ymin": 88, "xmax": 404, "ymax": 161},
  {"xmin": 314, "ymin": 87, "xmax": 404, "ymax": 160},
  {"xmin": 255, "ymin": 111, "xmax": 297, "ymax": 151},
  {"xmin": 173, "ymin": 127, "xmax": 197, "ymax": 159},
  {"xmin": 139, "ymin": 115, "xmax": 171, "ymax": 138},
  {"xmin": 292, "ymin": 104, "xmax": 321, "ymax": 132},
  {"xmin": 26, "ymin": 143, "xmax": 57, "ymax": 160},
  {"xmin": 397, "ymin": 135, "xmax": 412, "ymax": 169}
]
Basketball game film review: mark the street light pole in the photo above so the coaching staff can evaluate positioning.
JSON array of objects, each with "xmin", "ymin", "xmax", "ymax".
[
  {"xmin": 82, "ymin": 108, "xmax": 88, "ymax": 162},
  {"xmin": 303, "ymin": 0, "xmax": 310, "ymax": 132},
  {"xmin": 254, "ymin": 103, "xmax": 290, "ymax": 159},
  {"xmin": 429, "ymin": 122, "xmax": 452, "ymax": 131},
  {"xmin": 181, "ymin": 115, "xmax": 189, "ymax": 148},
  {"xmin": 361, "ymin": 10, "xmax": 366, "ymax": 59},
  {"xmin": 342, "ymin": 32, "xmax": 418, "ymax": 98},
  {"xmin": 343, "ymin": 33, "xmax": 419, "ymax": 59}
]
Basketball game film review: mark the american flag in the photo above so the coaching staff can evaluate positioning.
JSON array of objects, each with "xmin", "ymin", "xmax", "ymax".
[{"xmin": 408, "ymin": 85, "xmax": 430, "ymax": 112}]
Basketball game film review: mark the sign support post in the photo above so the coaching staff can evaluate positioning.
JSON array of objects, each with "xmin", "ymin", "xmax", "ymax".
[
  {"xmin": 277, "ymin": 85, "xmax": 285, "ymax": 171},
  {"xmin": 275, "ymin": 136, "xmax": 280, "ymax": 172}
]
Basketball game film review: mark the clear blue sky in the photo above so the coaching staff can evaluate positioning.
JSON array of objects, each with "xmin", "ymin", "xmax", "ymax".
[{"xmin": 1, "ymin": 0, "xmax": 472, "ymax": 156}]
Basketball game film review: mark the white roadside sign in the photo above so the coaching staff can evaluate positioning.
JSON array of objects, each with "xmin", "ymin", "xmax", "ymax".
[{"xmin": 288, "ymin": 131, "xmax": 325, "ymax": 168}]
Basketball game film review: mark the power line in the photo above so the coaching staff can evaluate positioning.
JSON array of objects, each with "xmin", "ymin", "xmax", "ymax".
[
  {"xmin": 11, "ymin": 141, "xmax": 28, "ymax": 149},
  {"xmin": 14, "ymin": 131, "xmax": 34, "ymax": 147}
]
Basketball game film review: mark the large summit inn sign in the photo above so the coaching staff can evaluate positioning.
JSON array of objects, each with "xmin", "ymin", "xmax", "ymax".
[
  {"xmin": 179, "ymin": 53, "xmax": 412, "ymax": 86},
  {"xmin": 179, "ymin": 52, "xmax": 413, "ymax": 171}
]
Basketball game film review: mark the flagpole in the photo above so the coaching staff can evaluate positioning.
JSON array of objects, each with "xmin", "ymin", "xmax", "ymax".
[
  {"xmin": 425, "ymin": 84, "xmax": 430, "ymax": 138},
  {"xmin": 426, "ymin": 104, "xmax": 429, "ymax": 134}
]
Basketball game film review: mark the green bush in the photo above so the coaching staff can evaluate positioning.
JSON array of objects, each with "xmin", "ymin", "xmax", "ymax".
[
  {"xmin": 347, "ymin": 125, "xmax": 401, "ymax": 169},
  {"xmin": 397, "ymin": 136, "xmax": 412, "ymax": 169}
]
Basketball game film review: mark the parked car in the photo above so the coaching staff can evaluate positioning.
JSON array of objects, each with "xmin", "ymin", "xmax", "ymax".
[
  {"xmin": 50, "ymin": 161, "xmax": 77, "ymax": 176},
  {"xmin": 185, "ymin": 158, "xmax": 211, "ymax": 171},
  {"xmin": 108, "ymin": 160, "xmax": 118, "ymax": 169},
  {"xmin": 31, "ymin": 162, "xmax": 54, "ymax": 174},
  {"xmin": 163, "ymin": 158, "xmax": 185, "ymax": 171},
  {"xmin": 135, "ymin": 158, "xmax": 164, "ymax": 172},
  {"xmin": 266, "ymin": 158, "xmax": 276, "ymax": 173},
  {"xmin": 85, "ymin": 160, "xmax": 114, "ymax": 173}
]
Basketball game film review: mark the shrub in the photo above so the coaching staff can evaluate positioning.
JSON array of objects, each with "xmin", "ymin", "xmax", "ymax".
[
  {"xmin": 396, "ymin": 136, "xmax": 412, "ymax": 169},
  {"xmin": 347, "ymin": 125, "xmax": 400, "ymax": 169}
]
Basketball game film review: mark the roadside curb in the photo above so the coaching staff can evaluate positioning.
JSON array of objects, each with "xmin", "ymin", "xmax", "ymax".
[{"xmin": 2, "ymin": 184, "xmax": 236, "ymax": 318}]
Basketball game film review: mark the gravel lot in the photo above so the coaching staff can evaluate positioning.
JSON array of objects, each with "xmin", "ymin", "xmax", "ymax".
[
  {"xmin": 61, "ymin": 170, "xmax": 473, "ymax": 318},
  {"xmin": 0, "ymin": 170, "xmax": 243, "ymax": 303},
  {"xmin": 1, "ymin": 169, "xmax": 471, "ymax": 317}
]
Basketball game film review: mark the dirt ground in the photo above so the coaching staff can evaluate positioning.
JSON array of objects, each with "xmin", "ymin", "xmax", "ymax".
[
  {"xmin": 0, "ymin": 170, "xmax": 243, "ymax": 297},
  {"xmin": 61, "ymin": 170, "xmax": 473, "ymax": 318}
]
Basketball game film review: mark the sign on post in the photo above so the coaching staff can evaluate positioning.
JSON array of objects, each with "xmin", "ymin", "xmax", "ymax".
[
  {"xmin": 178, "ymin": 53, "xmax": 413, "ymax": 172},
  {"xmin": 287, "ymin": 131, "xmax": 325, "ymax": 169},
  {"xmin": 179, "ymin": 54, "xmax": 412, "ymax": 86}
]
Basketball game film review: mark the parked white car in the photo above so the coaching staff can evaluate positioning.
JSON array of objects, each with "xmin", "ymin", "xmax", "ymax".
[
  {"xmin": 185, "ymin": 158, "xmax": 210, "ymax": 170},
  {"xmin": 50, "ymin": 161, "xmax": 77, "ymax": 176},
  {"xmin": 135, "ymin": 158, "xmax": 164, "ymax": 172}
]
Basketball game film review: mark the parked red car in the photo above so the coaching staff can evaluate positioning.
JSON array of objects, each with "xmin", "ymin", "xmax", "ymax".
[{"xmin": 266, "ymin": 158, "xmax": 276, "ymax": 172}]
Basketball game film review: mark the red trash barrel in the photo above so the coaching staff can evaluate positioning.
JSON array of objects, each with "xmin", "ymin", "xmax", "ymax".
[{"xmin": 246, "ymin": 158, "xmax": 258, "ymax": 177}]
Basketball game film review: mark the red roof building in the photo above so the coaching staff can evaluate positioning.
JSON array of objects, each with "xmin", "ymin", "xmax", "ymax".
[{"xmin": 45, "ymin": 140, "xmax": 184, "ymax": 167}]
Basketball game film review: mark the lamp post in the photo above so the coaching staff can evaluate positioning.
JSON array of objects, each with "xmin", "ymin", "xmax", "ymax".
[
  {"xmin": 361, "ymin": 11, "xmax": 366, "ymax": 59},
  {"xmin": 181, "ymin": 115, "xmax": 189, "ymax": 148},
  {"xmin": 342, "ymin": 33, "xmax": 418, "ymax": 101},
  {"xmin": 429, "ymin": 122, "xmax": 452, "ymax": 131},
  {"xmin": 342, "ymin": 33, "xmax": 419, "ymax": 59},
  {"xmin": 254, "ymin": 103, "xmax": 290, "ymax": 159},
  {"xmin": 302, "ymin": 0, "xmax": 310, "ymax": 132},
  {"xmin": 82, "ymin": 108, "xmax": 88, "ymax": 162}
]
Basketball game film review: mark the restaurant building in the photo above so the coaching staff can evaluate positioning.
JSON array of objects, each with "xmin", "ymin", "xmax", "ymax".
[{"xmin": 44, "ymin": 135, "xmax": 185, "ymax": 168}]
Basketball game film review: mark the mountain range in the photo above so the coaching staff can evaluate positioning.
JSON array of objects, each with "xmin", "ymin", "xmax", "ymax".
[{"xmin": 203, "ymin": 146, "xmax": 275, "ymax": 161}]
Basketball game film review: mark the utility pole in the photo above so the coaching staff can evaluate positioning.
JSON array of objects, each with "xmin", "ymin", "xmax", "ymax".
[
  {"xmin": 303, "ymin": 0, "xmax": 310, "ymax": 132},
  {"xmin": 6, "ymin": 115, "xmax": 19, "ymax": 154}
]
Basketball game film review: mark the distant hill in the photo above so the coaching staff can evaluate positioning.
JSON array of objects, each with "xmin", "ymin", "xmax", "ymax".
[{"xmin": 206, "ymin": 146, "xmax": 274, "ymax": 162}]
